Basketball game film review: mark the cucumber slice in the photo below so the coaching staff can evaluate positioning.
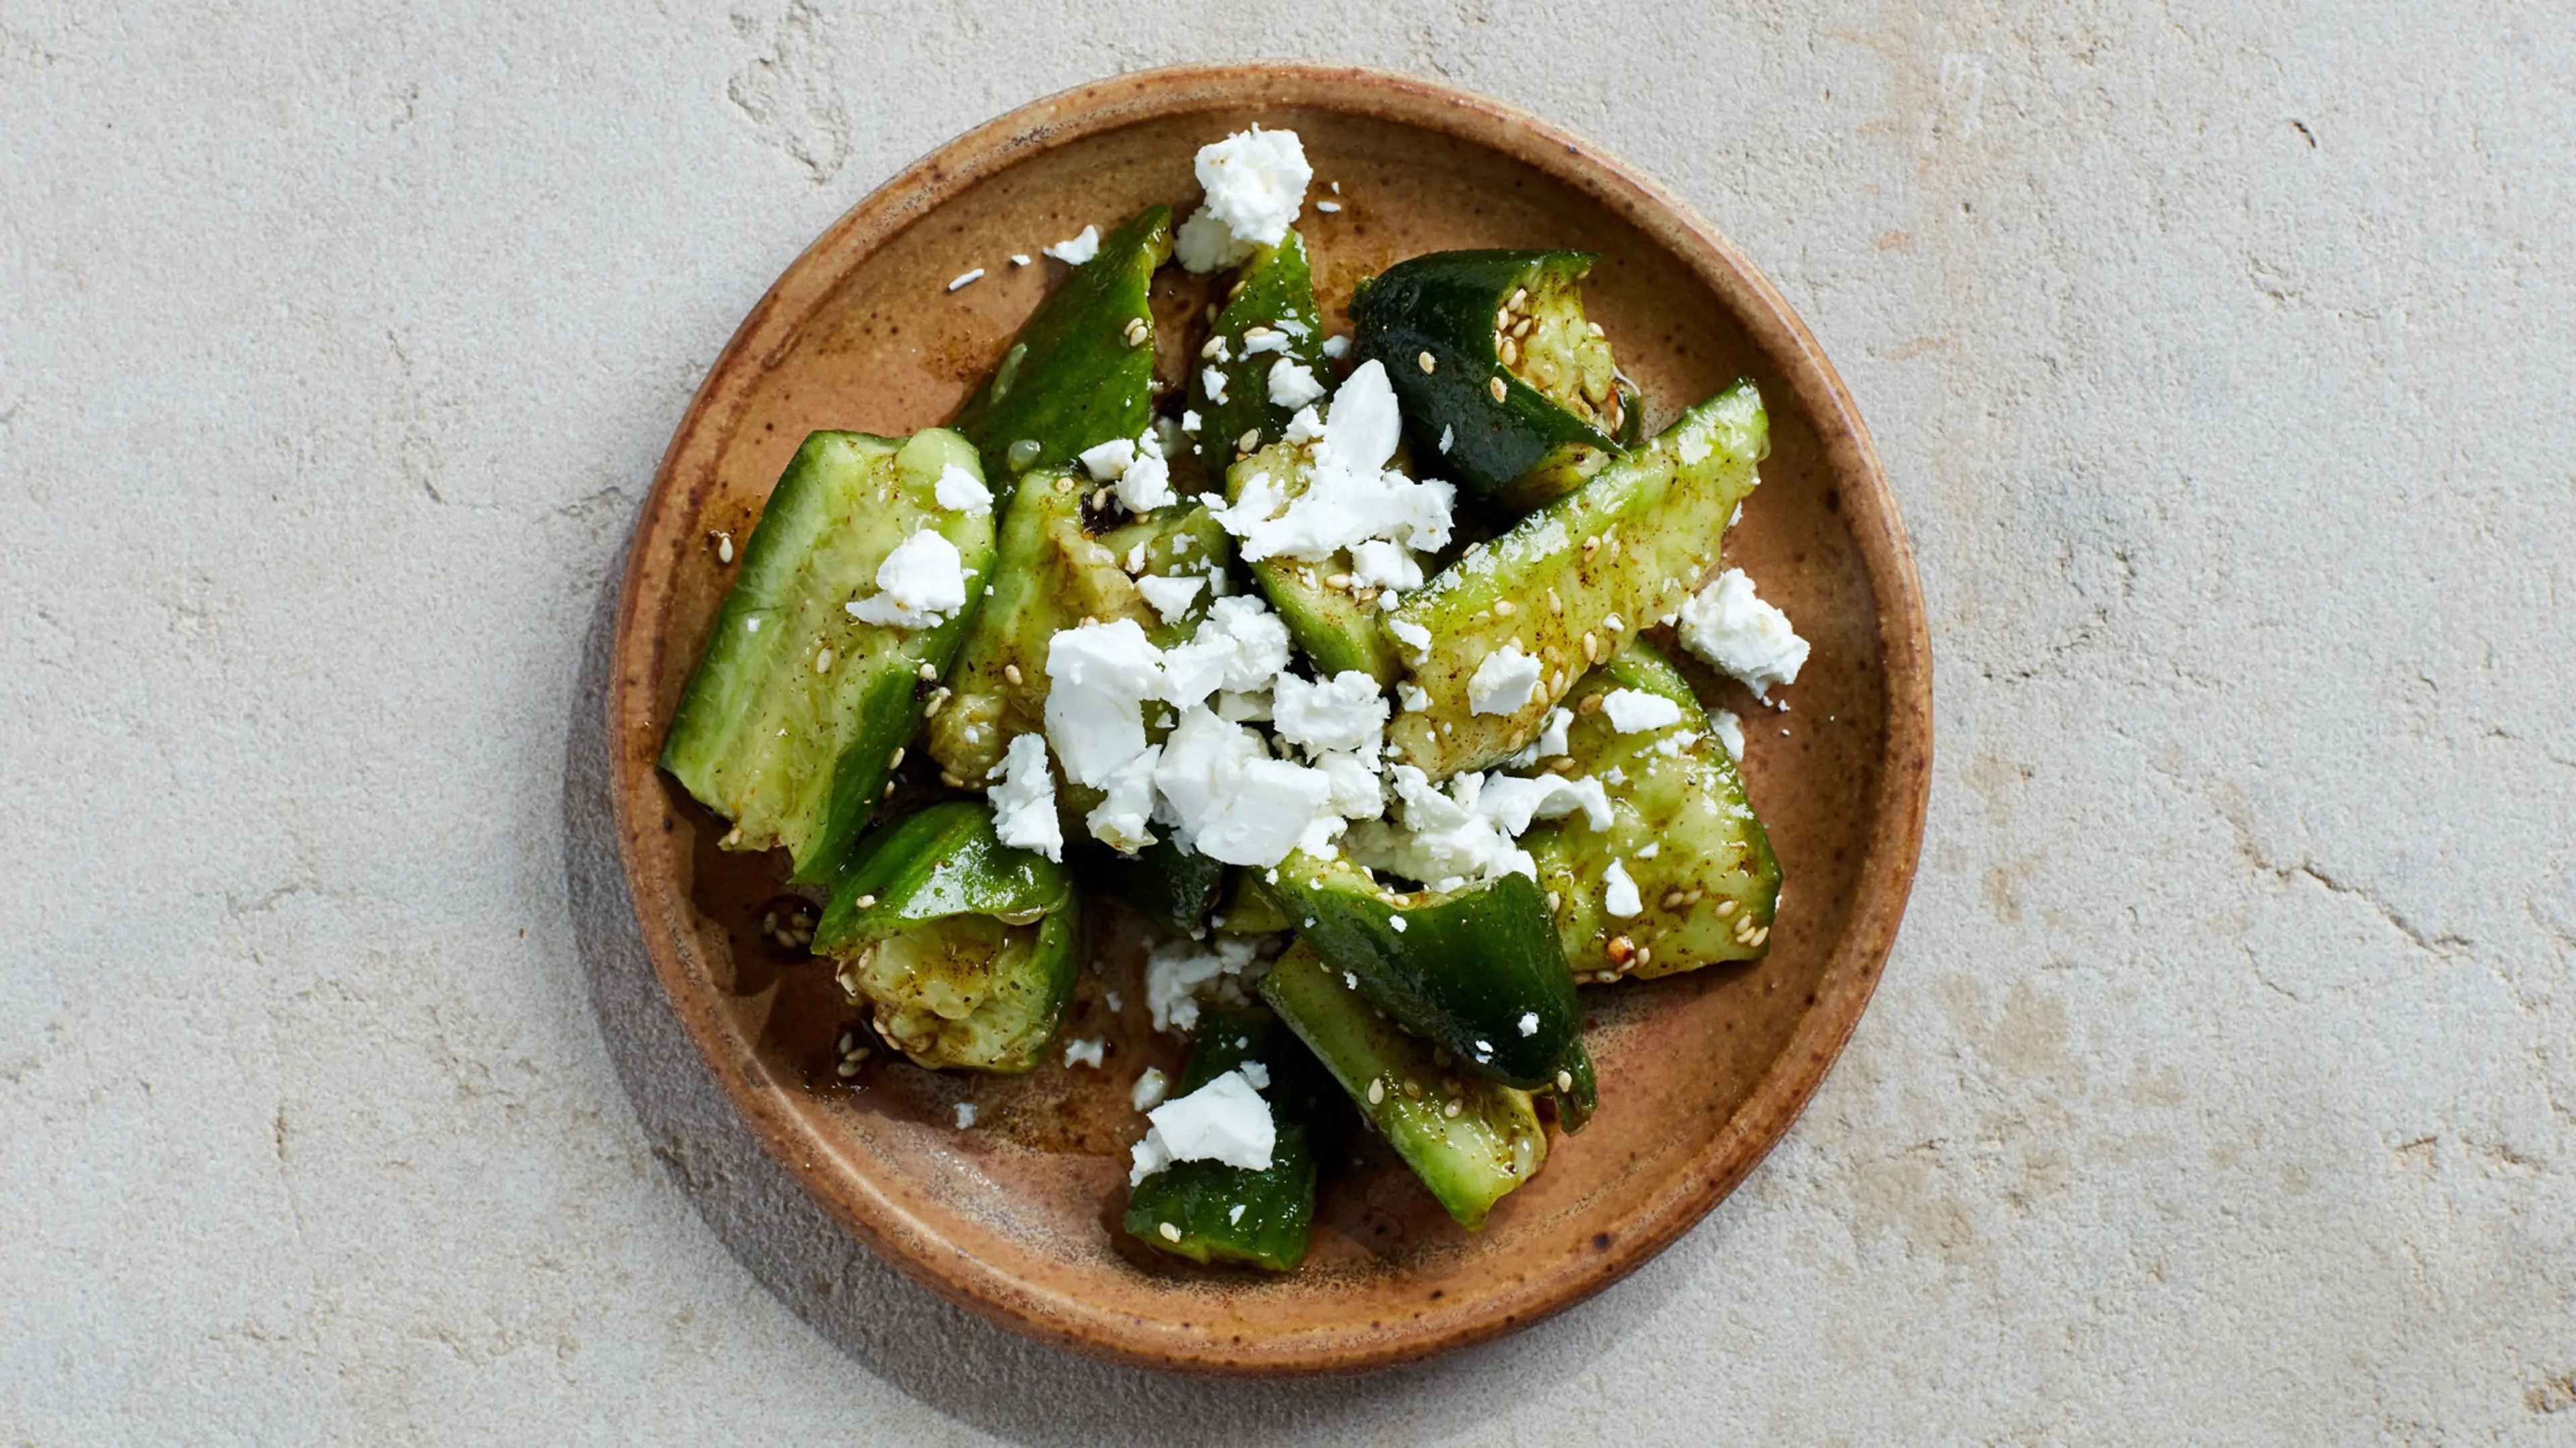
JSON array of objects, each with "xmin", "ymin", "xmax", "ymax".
[
  {"xmin": 1222, "ymin": 437, "xmax": 1413, "ymax": 685},
  {"xmin": 1191, "ymin": 229, "xmax": 1326, "ymax": 476},
  {"xmin": 1385, "ymin": 382, "xmax": 1767, "ymax": 782},
  {"xmin": 1260, "ymin": 942, "xmax": 1548, "ymax": 1229},
  {"xmin": 1522, "ymin": 641, "xmax": 1782, "ymax": 979},
  {"xmin": 1351, "ymin": 249, "xmax": 1638, "ymax": 509},
  {"xmin": 659, "ymin": 427, "xmax": 992, "ymax": 881},
  {"xmin": 951, "ymin": 205, "xmax": 1173, "ymax": 490},
  {"xmin": 1122, "ymin": 1009, "xmax": 1327, "ymax": 1271},
  {"xmin": 813, "ymin": 801, "xmax": 1079, "ymax": 1072}
]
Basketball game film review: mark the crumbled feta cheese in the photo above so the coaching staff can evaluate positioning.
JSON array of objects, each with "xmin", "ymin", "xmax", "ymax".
[
  {"xmin": 1204, "ymin": 361, "xmax": 1454, "ymax": 563},
  {"xmin": 1238, "ymin": 1060, "xmax": 1271, "ymax": 1091},
  {"xmin": 1141, "ymin": 1069, "xmax": 1276, "ymax": 1174},
  {"xmin": 1599, "ymin": 687, "xmax": 1686, "ymax": 734},
  {"xmin": 934, "ymin": 463, "xmax": 992, "ymax": 515},
  {"xmin": 1388, "ymin": 618, "xmax": 1434, "ymax": 658},
  {"xmin": 1078, "ymin": 437, "xmax": 1137, "ymax": 480},
  {"xmin": 1200, "ymin": 366, "xmax": 1231, "ymax": 405},
  {"xmin": 1228, "ymin": 1204, "xmax": 1246, "ymax": 1224},
  {"xmin": 1711, "ymin": 708, "xmax": 1746, "ymax": 760},
  {"xmin": 1281, "ymin": 405, "xmax": 1325, "ymax": 444},
  {"xmin": 1010, "ymin": 253, "xmax": 1032, "ymax": 267},
  {"xmin": 1181, "ymin": 408, "xmax": 1203, "ymax": 432},
  {"xmin": 1173, "ymin": 126, "xmax": 1310, "ymax": 274},
  {"xmin": 1532, "ymin": 706, "xmax": 1574, "ymax": 759},
  {"xmin": 1160, "ymin": 595, "xmax": 1289, "ymax": 708},
  {"xmin": 1144, "ymin": 934, "xmax": 1267, "ymax": 1035},
  {"xmin": 1242, "ymin": 329, "xmax": 1289, "ymax": 356},
  {"xmin": 847, "ymin": 528, "xmax": 970, "ymax": 628},
  {"xmin": 1477, "ymin": 771, "xmax": 1611, "ymax": 834},
  {"xmin": 1311, "ymin": 747, "xmax": 1387, "ymax": 818},
  {"xmin": 1064, "ymin": 1038, "xmax": 1106, "ymax": 1068},
  {"xmin": 1131, "ymin": 1066, "xmax": 1170, "ymax": 1111},
  {"xmin": 1042, "ymin": 618, "xmax": 1165, "ymax": 786},
  {"xmin": 1118, "ymin": 453, "xmax": 1173, "ymax": 513},
  {"xmin": 1601, "ymin": 858, "xmax": 1644, "ymax": 917},
  {"xmin": 1635, "ymin": 842, "xmax": 1660, "ymax": 859},
  {"xmin": 990, "ymin": 732, "xmax": 1063, "ymax": 861},
  {"xmin": 1397, "ymin": 682, "xmax": 1432, "ymax": 712},
  {"xmin": 947, "ymin": 268, "xmax": 984, "ymax": 291},
  {"xmin": 1136, "ymin": 572, "xmax": 1207, "ymax": 625},
  {"xmin": 1466, "ymin": 643, "xmax": 1543, "ymax": 716},
  {"xmin": 1439, "ymin": 424, "xmax": 1454, "ymax": 454},
  {"xmin": 1320, "ymin": 334, "xmax": 1350, "ymax": 359},
  {"xmin": 1389, "ymin": 915, "xmax": 1408, "ymax": 933},
  {"xmin": 1272, "ymin": 670, "xmax": 1390, "ymax": 755},
  {"xmin": 1197, "ymin": 757, "xmax": 1336, "ymax": 866},
  {"xmin": 1267, "ymin": 357, "xmax": 1326, "ymax": 409},
  {"xmin": 1086, "ymin": 743, "xmax": 1161, "ymax": 852},
  {"xmin": 954, "ymin": 1102, "xmax": 978, "ymax": 1128},
  {"xmin": 1517, "ymin": 1011, "xmax": 1540, "ymax": 1038},
  {"xmin": 1676, "ymin": 568, "xmax": 1809, "ymax": 700},
  {"xmin": 1344, "ymin": 767, "xmax": 1534, "ymax": 890},
  {"xmin": 1127, "ymin": 1131, "xmax": 1169, "ymax": 1186},
  {"xmin": 1346, "ymin": 538, "xmax": 1422, "ymax": 593},
  {"xmin": 1044, "ymin": 225, "xmax": 1099, "ymax": 265}
]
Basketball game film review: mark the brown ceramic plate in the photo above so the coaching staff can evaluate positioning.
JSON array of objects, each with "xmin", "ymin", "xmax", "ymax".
[{"xmin": 608, "ymin": 64, "xmax": 1929, "ymax": 1374}]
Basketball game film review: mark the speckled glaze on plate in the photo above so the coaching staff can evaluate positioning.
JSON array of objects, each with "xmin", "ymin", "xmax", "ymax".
[{"xmin": 607, "ymin": 63, "xmax": 1930, "ymax": 1376}]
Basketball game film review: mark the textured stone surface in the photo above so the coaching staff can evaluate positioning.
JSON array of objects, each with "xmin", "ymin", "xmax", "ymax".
[{"xmin": 5, "ymin": 3, "xmax": 2571, "ymax": 1441}]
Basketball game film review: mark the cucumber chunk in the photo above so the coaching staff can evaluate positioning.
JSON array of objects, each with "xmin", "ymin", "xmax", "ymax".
[
  {"xmin": 1521, "ymin": 641, "xmax": 1782, "ymax": 979},
  {"xmin": 1123, "ymin": 1009, "xmax": 1327, "ymax": 1271},
  {"xmin": 1385, "ymin": 382, "xmax": 1767, "ymax": 782},
  {"xmin": 814, "ymin": 801, "xmax": 1079, "ymax": 1072},
  {"xmin": 659, "ymin": 427, "xmax": 993, "ymax": 881},
  {"xmin": 1260, "ymin": 942, "xmax": 1548, "ymax": 1229}
]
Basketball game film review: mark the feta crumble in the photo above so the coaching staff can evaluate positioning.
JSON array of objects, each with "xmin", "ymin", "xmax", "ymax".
[
  {"xmin": 1085, "ymin": 743, "xmax": 1161, "ymax": 852},
  {"xmin": 1267, "ymin": 357, "xmax": 1326, "ymax": 409},
  {"xmin": 1131, "ymin": 1066, "xmax": 1170, "ymax": 1111},
  {"xmin": 1144, "ymin": 933, "xmax": 1267, "ymax": 1035},
  {"xmin": 1517, "ymin": 1011, "xmax": 1540, "ymax": 1038},
  {"xmin": 1136, "ymin": 572, "xmax": 1207, "ymax": 625},
  {"xmin": 990, "ymin": 732, "xmax": 1063, "ymax": 861},
  {"xmin": 1064, "ymin": 1038, "xmax": 1106, "ymax": 1068},
  {"xmin": 1042, "ymin": 618, "xmax": 1165, "ymax": 786},
  {"xmin": 846, "ymin": 528, "xmax": 969, "ymax": 628},
  {"xmin": 1201, "ymin": 366, "xmax": 1230, "ymax": 406},
  {"xmin": 1676, "ymin": 568, "xmax": 1809, "ymax": 700},
  {"xmin": 1711, "ymin": 708, "xmax": 1746, "ymax": 760},
  {"xmin": 1466, "ymin": 643, "xmax": 1543, "ymax": 716},
  {"xmin": 933, "ymin": 463, "xmax": 992, "ymax": 515},
  {"xmin": 954, "ymin": 1102, "xmax": 978, "ymax": 1129},
  {"xmin": 1043, "ymin": 225, "xmax": 1099, "ymax": 265},
  {"xmin": 1204, "ymin": 361, "xmax": 1454, "ymax": 563},
  {"xmin": 1173, "ymin": 127, "xmax": 1310, "ymax": 274},
  {"xmin": 1388, "ymin": 618, "xmax": 1433, "ymax": 658},
  {"xmin": 1320, "ymin": 335, "xmax": 1350, "ymax": 359},
  {"xmin": 1599, "ymin": 687, "xmax": 1686, "ymax": 734},
  {"xmin": 1238, "ymin": 1060, "xmax": 1271, "ymax": 1091},
  {"xmin": 1271, "ymin": 670, "xmax": 1390, "ymax": 755},
  {"xmin": 1601, "ymin": 858, "xmax": 1644, "ymax": 917},
  {"xmin": 1130, "ymin": 1069, "xmax": 1276, "ymax": 1183}
]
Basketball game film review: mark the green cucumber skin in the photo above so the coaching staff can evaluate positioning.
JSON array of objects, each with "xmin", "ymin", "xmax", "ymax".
[
  {"xmin": 1191, "ymin": 229, "xmax": 1325, "ymax": 477},
  {"xmin": 814, "ymin": 801, "xmax": 1079, "ymax": 1073},
  {"xmin": 1073, "ymin": 834, "xmax": 1228, "ymax": 936},
  {"xmin": 1350, "ymin": 249, "xmax": 1621, "ymax": 504},
  {"xmin": 1524, "ymin": 643, "xmax": 1782, "ymax": 978},
  {"xmin": 659, "ymin": 428, "xmax": 994, "ymax": 881},
  {"xmin": 950, "ymin": 206, "xmax": 1173, "ymax": 491},
  {"xmin": 1259, "ymin": 943, "xmax": 1548, "ymax": 1229},
  {"xmin": 1385, "ymin": 382, "xmax": 1768, "ymax": 782},
  {"xmin": 1254, "ymin": 852, "xmax": 1595, "ymax": 1125},
  {"xmin": 1122, "ymin": 1010, "xmax": 1322, "ymax": 1271}
]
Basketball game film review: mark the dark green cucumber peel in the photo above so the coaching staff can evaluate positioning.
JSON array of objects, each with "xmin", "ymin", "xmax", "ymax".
[
  {"xmin": 1224, "ymin": 439, "xmax": 1409, "ymax": 685},
  {"xmin": 1350, "ymin": 249, "xmax": 1636, "ymax": 509},
  {"xmin": 1260, "ymin": 942, "xmax": 1549, "ymax": 1229},
  {"xmin": 1122, "ymin": 1009, "xmax": 1328, "ymax": 1271},
  {"xmin": 1072, "ymin": 833, "xmax": 1228, "ymax": 936},
  {"xmin": 1190, "ymin": 228, "xmax": 1326, "ymax": 478},
  {"xmin": 1523, "ymin": 642, "xmax": 1781, "ymax": 980},
  {"xmin": 951, "ymin": 205, "xmax": 1173, "ymax": 490},
  {"xmin": 1385, "ymin": 380, "xmax": 1768, "ymax": 782},
  {"xmin": 1254, "ymin": 852, "xmax": 1595, "ymax": 1130},
  {"xmin": 659, "ymin": 428, "xmax": 994, "ymax": 883},
  {"xmin": 814, "ymin": 801, "xmax": 1079, "ymax": 1073}
]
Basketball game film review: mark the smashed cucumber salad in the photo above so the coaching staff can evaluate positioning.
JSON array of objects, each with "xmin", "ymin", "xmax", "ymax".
[{"xmin": 661, "ymin": 126, "xmax": 1812, "ymax": 1271}]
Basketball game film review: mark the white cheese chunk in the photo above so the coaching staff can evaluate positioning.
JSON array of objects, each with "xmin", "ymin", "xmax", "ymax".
[
  {"xmin": 1077, "ymin": 437, "xmax": 1137, "ymax": 480},
  {"xmin": 1130, "ymin": 1066, "xmax": 1170, "ymax": 1111},
  {"xmin": 1136, "ymin": 572, "xmax": 1208, "ymax": 625},
  {"xmin": 1477, "ymin": 771, "xmax": 1611, "ymax": 834},
  {"xmin": 1267, "ymin": 357, "xmax": 1326, "ymax": 409},
  {"xmin": 1320, "ymin": 334, "xmax": 1350, "ymax": 359},
  {"xmin": 1194, "ymin": 758, "xmax": 1334, "ymax": 867},
  {"xmin": 934, "ymin": 463, "xmax": 993, "ymax": 515},
  {"xmin": 1044, "ymin": 225, "xmax": 1099, "ymax": 264},
  {"xmin": 846, "ymin": 528, "xmax": 969, "ymax": 628},
  {"xmin": 1271, "ymin": 670, "xmax": 1389, "ymax": 755},
  {"xmin": 1143, "ymin": 934, "xmax": 1266, "ymax": 1036},
  {"xmin": 1041, "ymin": 619, "xmax": 1164, "ymax": 787},
  {"xmin": 1063, "ymin": 1038, "xmax": 1105, "ymax": 1068},
  {"xmin": 989, "ymin": 732, "xmax": 1063, "ymax": 861},
  {"xmin": 1388, "ymin": 618, "xmax": 1433, "ymax": 658},
  {"xmin": 1466, "ymin": 643, "xmax": 1543, "ymax": 716},
  {"xmin": 1200, "ymin": 365, "xmax": 1231, "ymax": 405},
  {"xmin": 1238, "ymin": 1060, "xmax": 1271, "ymax": 1091},
  {"xmin": 1601, "ymin": 858, "xmax": 1644, "ymax": 917},
  {"xmin": 1676, "ymin": 568, "xmax": 1809, "ymax": 700},
  {"xmin": 1517, "ymin": 1011, "xmax": 1540, "ymax": 1038},
  {"xmin": 1203, "ymin": 361, "xmax": 1454, "ymax": 563},
  {"xmin": 1346, "ymin": 538, "xmax": 1423, "ymax": 593},
  {"xmin": 1085, "ymin": 743, "xmax": 1161, "ymax": 852},
  {"xmin": 1146, "ymin": 1070, "xmax": 1276, "ymax": 1172},
  {"xmin": 1174, "ymin": 126, "xmax": 1310, "ymax": 274},
  {"xmin": 955, "ymin": 1102, "xmax": 978, "ymax": 1128},
  {"xmin": 1599, "ymin": 687, "xmax": 1686, "ymax": 734},
  {"xmin": 1711, "ymin": 708, "xmax": 1746, "ymax": 760},
  {"xmin": 1159, "ymin": 595, "xmax": 1289, "ymax": 708}
]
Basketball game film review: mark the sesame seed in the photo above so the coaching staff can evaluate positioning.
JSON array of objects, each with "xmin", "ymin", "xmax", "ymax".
[
  {"xmin": 1091, "ymin": 486, "xmax": 1110, "ymax": 510},
  {"xmin": 814, "ymin": 647, "xmax": 834, "ymax": 673},
  {"xmin": 1684, "ymin": 889, "xmax": 1704, "ymax": 904},
  {"xmin": 855, "ymin": 894, "xmax": 877, "ymax": 909},
  {"xmin": 1404, "ymin": 1079, "xmax": 1421, "ymax": 1099},
  {"xmin": 1488, "ymin": 376, "xmax": 1508, "ymax": 402},
  {"xmin": 1495, "ymin": 309, "xmax": 1512, "ymax": 331},
  {"xmin": 1580, "ymin": 693, "xmax": 1603, "ymax": 714},
  {"xmin": 1636, "ymin": 946, "xmax": 1653, "ymax": 967},
  {"xmin": 1588, "ymin": 321, "xmax": 1606, "ymax": 338},
  {"xmin": 1160, "ymin": 1221, "xmax": 1182, "ymax": 1242},
  {"xmin": 887, "ymin": 747, "xmax": 905, "ymax": 769},
  {"xmin": 1498, "ymin": 337, "xmax": 1519, "ymax": 367},
  {"xmin": 1548, "ymin": 589, "xmax": 1563, "ymax": 614},
  {"xmin": 939, "ymin": 771, "xmax": 963, "ymax": 787},
  {"xmin": 1513, "ymin": 317, "xmax": 1533, "ymax": 338},
  {"xmin": 1547, "ymin": 891, "xmax": 1562, "ymax": 910},
  {"xmin": 1417, "ymin": 350, "xmax": 1437, "ymax": 374},
  {"xmin": 1444, "ymin": 1101, "xmax": 1462, "ymax": 1118},
  {"xmin": 1004, "ymin": 663, "xmax": 1024, "ymax": 685},
  {"xmin": 1510, "ymin": 288, "xmax": 1528, "ymax": 309},
  {"xmin": 947, "ymin": 268, "xmax": 984, "ymax": 291},
  {"xmin": 1547, "ymin": 757, "xmax": 1576, "ymax": 774},
  {"xmin": 1557, "ymin": 1070, "xmax": 1574, "ymax": 1092},
  {"xmin": 713, "ymin": 531, "xmax": 735, "ymax": 563},
  {"xmin": 1751, "ymin": 926, "xmax": 1770, "ymax": 946},
  {"xmin": 1662, "ymin": 891, "xmax": 1686, "ymax": 910},
  {"xmin": 1123, "ymin": 317, "xmax": 1149, "ymax": 347},
  {"xmin": 1493, "ymin": 599, "xmax": 1517, "ymax": 616},
  {"xmin": 1052, "ymin": 475, "xmax": 1073, "ymax": 494},
  {"xmin": 880, "ymin": 781, "xmax": 895, "ymax": 799},
  {"xmin": 1717, "ymin": 899, "xmax": 1738, "ymax": 917},
  {"xmin": 836, "ymin": 1059, "xmax": 861, "ymax": 1078},
  {"xmin": 918, "ymin": 662, "xmax": 938, "ymax": 681},
  {"xmin": 1582, "ymin": 633, "xmax": 1599, "ymax": 662},
  {"xmin": 1238, "ymin": 428, "xmax": 1260, "ymax": 453},
  {"xmin": 1326, "ymin": 572, "xmax": 1351, "ymax": 590},
  {"xmin": 719, "ymin": 826, "xmax": 743, "ymax": 846},
  {"xmin": 1368, "ymin": 1078, "xmax": 1385, "ymax": 1105},
  {"xmin": 924, "ymin": 690, "xmax": 949, "ymax": 717},
  {"xmin": 1583, "ymin": 535, "xmax": 1601, "ymax": 555},
  {"xmin": 1316, "ymin": 199, "xmax": 1342, "ymax": 213}
]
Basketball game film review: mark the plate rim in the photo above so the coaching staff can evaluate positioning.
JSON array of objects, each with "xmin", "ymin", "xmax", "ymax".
[{"xmin": 606, "ymin": 60, "xmax": 1932, "ymax": 1376}]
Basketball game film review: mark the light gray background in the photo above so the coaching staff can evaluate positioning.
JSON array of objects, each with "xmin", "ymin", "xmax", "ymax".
[{"xmin": 4, "ymin": 3, "xmax": 2570, "ymax": 1443}]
